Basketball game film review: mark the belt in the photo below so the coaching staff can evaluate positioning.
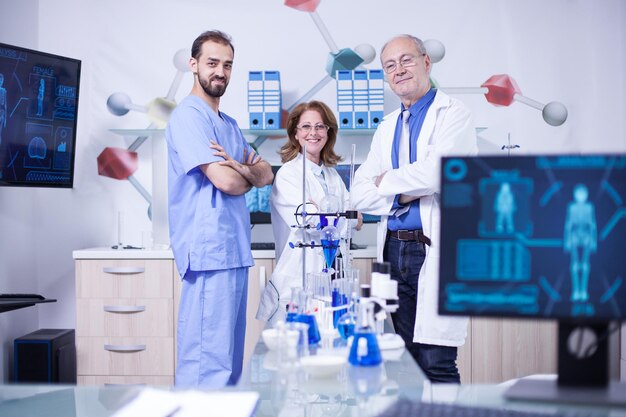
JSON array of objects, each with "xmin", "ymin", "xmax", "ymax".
[{"xmin": 387, "ymin": 229, "xmax": 431, "ymax": 246}]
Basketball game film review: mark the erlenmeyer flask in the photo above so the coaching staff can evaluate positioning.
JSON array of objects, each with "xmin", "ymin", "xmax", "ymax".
[{"xmin": 348, "ymin": 288, "xmax": 382, "ymax": 366}]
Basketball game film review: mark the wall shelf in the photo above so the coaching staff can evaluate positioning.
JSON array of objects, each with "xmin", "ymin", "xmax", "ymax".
[
  {"xmin": 110, "ymin": 128, "xmax": 378, "ymax": 149},
  {"xmin": 109, "ymin": 128, "xmax": 378, "ymax": 136}
]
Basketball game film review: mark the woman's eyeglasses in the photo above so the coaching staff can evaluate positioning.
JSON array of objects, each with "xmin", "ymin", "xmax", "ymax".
[{"xmin": 297, "ymin": 123, "xmax": 330, "ymax": 133}]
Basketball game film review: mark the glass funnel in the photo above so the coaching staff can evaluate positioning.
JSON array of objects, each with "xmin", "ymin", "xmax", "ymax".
[{"xmin": 321, "ymin": 225, "xmax": 339, "ymax": 270}]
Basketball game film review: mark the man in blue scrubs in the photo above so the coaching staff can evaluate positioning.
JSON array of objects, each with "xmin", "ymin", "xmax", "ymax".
[{"xmin": 166, "ymin": 30, "xmax": 274, "ymax": 388}]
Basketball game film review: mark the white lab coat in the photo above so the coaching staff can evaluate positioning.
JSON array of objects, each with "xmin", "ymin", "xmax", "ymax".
[
  {"xmin": 256, "ymin": 153, "xmax": 351, "ymax": 323},
  {"xmin": 352, "ymin": 89, "xmax": 478, "ymax": 347}
]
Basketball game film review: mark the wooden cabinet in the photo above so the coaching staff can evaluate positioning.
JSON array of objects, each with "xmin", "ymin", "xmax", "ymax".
[
  {"xmin": 352, "ymin": 257, "xmax": 373, "ymax": 285},
  {"xmin": 458, "ymin": 318, "xmax": 557, "ymax": 384},
  {"xmin": 75, "ymin": 257, "xmax": 177, "ymax": 385},
  {"xmin": 74, "ymin": 248, "xmax": 275, "ymax": 385}
]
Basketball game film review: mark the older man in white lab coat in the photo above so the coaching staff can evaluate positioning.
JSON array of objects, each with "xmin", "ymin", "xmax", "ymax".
[{"xmin": 352, "ymin": 34, "xmax": 478, "ymax": 383}]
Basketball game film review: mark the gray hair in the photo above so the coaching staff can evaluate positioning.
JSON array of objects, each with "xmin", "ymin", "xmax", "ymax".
[{"xmin": 380, "ymin": 34, "xmax": 427, "ymax": 60}]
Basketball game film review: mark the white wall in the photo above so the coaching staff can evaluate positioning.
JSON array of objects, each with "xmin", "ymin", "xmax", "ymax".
[
  {"xmin": 0, "ymin": 0, "xmax": 42, "ymax": 382},
  {"xmin": 0, "ymin": 0, "xmax": 624, "ymax": 381}
]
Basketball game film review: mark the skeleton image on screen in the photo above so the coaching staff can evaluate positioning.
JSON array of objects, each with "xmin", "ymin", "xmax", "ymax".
[
  {"xmin": 563, "ymin": 184, "xmax": 597, "ymax": 303},
  {"xmin": 494, "ymin": 182, "xmax": 516, "ymax": 234},
  {"xmin": 36, "ymin": 78, "xmax": 45, "ymax": 117}
]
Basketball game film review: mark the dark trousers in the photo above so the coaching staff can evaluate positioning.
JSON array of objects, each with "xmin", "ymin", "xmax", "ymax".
[{"xmin": 383, "ymin": 236, "xmax": 460, "ymax": 383}]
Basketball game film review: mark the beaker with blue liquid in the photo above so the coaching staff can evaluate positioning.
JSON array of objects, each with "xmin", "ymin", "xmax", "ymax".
[
  {"xmin": 348, "ymin": 289, "xmax": 382, "ymax": 367},
  {"xmin": 285, "ymin": 287, "xmax": 321, "ymax": 346}
]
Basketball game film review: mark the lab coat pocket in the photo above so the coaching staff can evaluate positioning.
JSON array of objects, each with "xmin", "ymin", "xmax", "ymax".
[{"xmin": 256, "ymin": 280, "xmax": 280, "ymax": 323}]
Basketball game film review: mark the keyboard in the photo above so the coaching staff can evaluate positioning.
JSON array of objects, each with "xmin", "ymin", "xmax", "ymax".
[
  {"xmin": 0, "ymin": 293, "xmax": 45, "ymax": 300},
  {"xmin": 377, "ymin": 398, "xmax": 585, "ymax": 417},
  {"xmin": 251, "ymin": 242, "xmax": 275, "ymax": 250}
]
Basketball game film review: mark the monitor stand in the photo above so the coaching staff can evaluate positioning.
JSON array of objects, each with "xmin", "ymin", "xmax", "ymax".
[{"xmin": 505, "ymin": 322, "xmax": 626, "ymax": 407}]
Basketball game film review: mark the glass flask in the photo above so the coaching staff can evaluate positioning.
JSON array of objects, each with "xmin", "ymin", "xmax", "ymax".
[
  {"xmin": 318, "ymin": 193, "xmax": 341, "ymax": 228},
  {"xmin": 285, "ymin": 287, "xmax": 321, "ymax": 346},
  {"xmin": 348, "ymin": 298, "xmax": 382, "ymax": 366},
  {"xmin": 336, "ymin": 292, "xmax": 358, "ymax": 340}
]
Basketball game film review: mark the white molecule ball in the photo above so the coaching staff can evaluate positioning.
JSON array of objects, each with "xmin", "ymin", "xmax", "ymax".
[
  {"xmin": 354, "ymin": 43, "xmax": 376, "ymax": 65},
  {"xmin": 106, "ymin": 92, "xmax": 132, "ymax": 116},
  {"xmin": 423, "ymin": 39, "xmax": 445, "ymax": 63},
  {"xmin": 542, "ymin": 101, "xmax": 568, "ymax": 126},
  {"xmin": 173, "ymin": 48, "xmax": 191, "ymax": 72}
]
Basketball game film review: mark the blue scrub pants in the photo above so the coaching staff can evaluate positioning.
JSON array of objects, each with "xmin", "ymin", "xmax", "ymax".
[{"xmin": 175, "ymin": 267, "xmax": 248, "ymax": 388}]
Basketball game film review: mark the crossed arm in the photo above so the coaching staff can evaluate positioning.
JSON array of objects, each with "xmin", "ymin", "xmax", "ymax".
[
  {"xmin": 372, "ymin": 170, "xmax": 418, "ymax": 205},
  {"xmin": 201, "ymin": 141, "xmax": 274, "ymax": 196}
]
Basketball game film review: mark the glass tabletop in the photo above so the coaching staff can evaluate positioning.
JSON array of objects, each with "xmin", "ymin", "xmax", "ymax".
[{"xmin": 238, "ymin": 337, "xmax": 428, "ymax": 417}]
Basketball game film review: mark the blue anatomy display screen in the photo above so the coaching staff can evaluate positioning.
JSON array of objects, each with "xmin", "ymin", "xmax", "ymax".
[
  {"xmin": 0, "ymin": 43, "xmax": 81, "ymax": 188},
  {"xmin": 439, "ymin": 155, "xmax": 626, "ymax": 321}
]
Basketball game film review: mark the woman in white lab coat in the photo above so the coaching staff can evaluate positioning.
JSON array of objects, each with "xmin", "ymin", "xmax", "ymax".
[{"xmin": 256, "ymin": 101, "xmax": 362, "ymax": 323}]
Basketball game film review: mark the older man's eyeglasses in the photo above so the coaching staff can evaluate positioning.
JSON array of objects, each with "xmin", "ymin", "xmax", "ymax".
[
  {"xmin": 297, "ymin": 123, "xmax": 330, "ymax": 133},
  {"xmin": 383, "ymin": 54, "xmax": 425, "ymax": 74}
]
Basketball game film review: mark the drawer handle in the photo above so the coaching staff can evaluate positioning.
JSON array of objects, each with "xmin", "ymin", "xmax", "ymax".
[
  {"xmin": 103, "ymin": 305, "xmax": 146, "ymax": 313},
  {"xmin": 104, "ymin": 344, "xmax": 146, "ymax": 352},
  {"xmin": 102, "ymin": 267, "xmax": 146, "ymax": 274}
]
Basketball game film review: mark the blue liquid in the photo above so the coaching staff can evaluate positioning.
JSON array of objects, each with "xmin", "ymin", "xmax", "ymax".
[
  {"xmin": 290, "ymin": 313, "xmax": 321, "ymax": 345},
  {"xmin": 321, "ymin": 239, "xmax": 339, "ymax": 269},
  {"xmin": 348, "ymin": 332, "xmax": 382, "ymax": 366},
  {"xmin": 337, "ymin": 320, "xmax": 355, "ymax": 340},
  {"xmin": 331, "ymin": 288, "xmax": 342, "ymax": 326}
]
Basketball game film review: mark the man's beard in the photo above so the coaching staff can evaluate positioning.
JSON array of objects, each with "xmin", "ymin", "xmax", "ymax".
[{"xmin": 199, "ymin": 76, "xmax": 228, "ymax": 98}]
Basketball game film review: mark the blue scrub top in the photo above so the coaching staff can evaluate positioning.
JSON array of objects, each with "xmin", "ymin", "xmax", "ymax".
[{"xmin": 166, "ymin": 95, "xmax": 255, "ymax": 277}]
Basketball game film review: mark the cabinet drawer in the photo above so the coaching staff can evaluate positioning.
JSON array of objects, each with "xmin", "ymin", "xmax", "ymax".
[
  {"xmin": 76, "ymin": 259, "xmax": 173, "ymax": 298},
  {"xmin": 77, "ymin": 337, "xmax": 174, "ymax": 376},
  {"xmin": 77, "ymin": 375, "xmax": 174, "ymax": 386},
  {"xmin": 76, "ymin": 298, "xmax": 173, "ymax": 337}
]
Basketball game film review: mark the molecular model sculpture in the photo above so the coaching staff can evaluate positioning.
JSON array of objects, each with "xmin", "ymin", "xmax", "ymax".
[{"xmin": 99, "ymin": 49, "xmax": 190, "ymax": 219}]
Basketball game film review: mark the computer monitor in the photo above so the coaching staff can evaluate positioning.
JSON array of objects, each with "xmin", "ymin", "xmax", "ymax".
[
  {"xmin": 0, "ymin": 43, "xmax": 81, "ymax": 188},
  {"xmin": 439, "ymin": 154, "xmax": 626, "ymax": 406}
]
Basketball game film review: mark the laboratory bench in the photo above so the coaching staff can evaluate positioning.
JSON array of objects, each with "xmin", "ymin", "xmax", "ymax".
[
  {"xmin": 72, "ymin": 246, "xmax": 377, "ymax": 386},
  {"xmin": 71, "ymin": 247, "xmax": 586, "ymax": 388}
]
